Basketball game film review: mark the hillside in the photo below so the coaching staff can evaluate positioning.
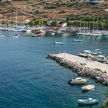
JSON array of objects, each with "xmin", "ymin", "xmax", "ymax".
[{"xmin": 0, "ymin": 0, "xmax": 108, "ymax": 23}]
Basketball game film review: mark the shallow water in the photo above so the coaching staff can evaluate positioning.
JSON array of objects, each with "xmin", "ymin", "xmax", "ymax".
[{"xmin": 0, "ymin": 31, "xmax": 108, "ymax": 108}]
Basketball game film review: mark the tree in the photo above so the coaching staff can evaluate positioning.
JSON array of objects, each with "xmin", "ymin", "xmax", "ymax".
[
  {"xmin": 28, "ymin": 20, "xmax": 35, "ymax": 26},
  {"xmin": 51, "ymin": 21, "xmax": 59, "ymax": 26},
  {"xmin": 10, "ymin": 21, "xmax": 14, "ymax": 24},
  {"xmin": 2, "ymin": 21, "xmax": 7, "ymax": 25}
]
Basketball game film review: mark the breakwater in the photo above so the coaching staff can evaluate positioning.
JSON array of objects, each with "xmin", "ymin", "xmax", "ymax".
[{"xmin": 47, "ymin": 53, "xmax": 108, "ymax": 86}]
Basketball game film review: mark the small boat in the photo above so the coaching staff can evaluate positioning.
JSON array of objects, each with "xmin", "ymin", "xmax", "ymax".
[
  {"xmin": 73, "ymin": 39, "xmax": 82, "ymax": 42},
  {"xmin": 37, "ymin": 29, "xmax": 45, "ymax": 35},
  {"xmin": 78, "ymin": 98, "xmax": 99, "ymax": 105},
  {"xmin": 51, "ymin": 32, "xmax": 55, "ymax": 36},
  {"xmin": 96, "ymin": 55, "xmax": 106, "ymax": 63},
  {"xmin": 13, "ymin": 34, "xmax": 20, "ymax": 38},
  {"xmin": 77, "ymin": 53, "xmax": 89, "ymax": 58},
  {"xmin": 69, "ymin": 77, "xmax": 87, "ymax": 84},
  {"xmin": 82, "ymin": 50, "xmax": 91, "ymax": 54},
  {"xmin": 32, "ymin": 33, "xmax": 40, "ymax": 37},
  {"xmin": 54, "ymin": 41, "xmax": 64, "ymax": 45},
  {"xmin": 91, "ymin": 49, "xmax": 102, "ymax": 55},
  {"xmin": 82, "ymin": 85, "xmax": 95, "ymax": 91}
]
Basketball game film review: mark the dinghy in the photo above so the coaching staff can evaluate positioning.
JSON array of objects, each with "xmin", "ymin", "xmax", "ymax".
[{"xmin": 82, "ymin": 85, "xmax": 95, "ymax": 91}]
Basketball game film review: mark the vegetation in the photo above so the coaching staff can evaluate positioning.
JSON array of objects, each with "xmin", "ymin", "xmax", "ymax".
[
  {"xmin": 67, "ymin": 16, "xmax": 108, "ymax": 30},
  {"xmin": 28, "ymin": 19, "xmax": 44, "ymax": 26},
  {"xmin": 0, "ymin": 0, "xmax": 107, "ymax": 30},
  {"xmin": 101, "ymin": 90, "xmax": 108, "ymax": 108},
  {"xmin": 51, "ymin": 20, "xmax": 59, "ymax": 26}
]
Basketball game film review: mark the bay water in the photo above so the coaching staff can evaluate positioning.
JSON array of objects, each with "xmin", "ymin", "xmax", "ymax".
[{"xmin": 0, "ymin": 31, "xmax": 108, "ymax": 108}]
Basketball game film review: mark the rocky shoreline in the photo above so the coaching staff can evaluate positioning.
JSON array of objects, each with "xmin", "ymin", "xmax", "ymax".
[{"xmin": 47, "ymin": 53, "xmax": 108, "ymax": 86}]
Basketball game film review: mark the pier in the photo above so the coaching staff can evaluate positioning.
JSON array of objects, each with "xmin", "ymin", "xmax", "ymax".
[{"xmin": 47, "ymin": 53, "xmax": 108, "ymax": 86}]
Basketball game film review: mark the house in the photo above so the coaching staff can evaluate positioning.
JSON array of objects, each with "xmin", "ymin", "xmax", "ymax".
[
  {"xmin": 61, "ymin": 23, "xmax": 67, "ymax": 27},
  {"xmin": 24, "ymin": 19, "xmax": 30, "ymax": 24},
  {"xmin": 47, "ymin": 21, "xmax": 53, "ymax": 26}
]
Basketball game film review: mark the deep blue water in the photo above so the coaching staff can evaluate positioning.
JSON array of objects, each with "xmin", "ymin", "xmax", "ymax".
[{"xmin": 0, "ymin": 31, "xmax": 108, "ymax": 108}]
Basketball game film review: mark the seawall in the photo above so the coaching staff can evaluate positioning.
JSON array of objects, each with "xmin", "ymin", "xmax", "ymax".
[{"xmin": 47, "ymin": 53, "xmax": 108, "ymax": 86}]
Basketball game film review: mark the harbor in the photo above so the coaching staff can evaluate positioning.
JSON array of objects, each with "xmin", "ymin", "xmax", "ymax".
[
  {"xmin": 0, "ymin": 30, "xmax": 108, "ymax": 107},
  {"xmin": 0, "ymin": 0, "xmax": 108, "ymax": 107}
]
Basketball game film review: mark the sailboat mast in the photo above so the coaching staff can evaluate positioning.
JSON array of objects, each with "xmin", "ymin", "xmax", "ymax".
[
  {"xmin": 89, "ymin": 21, "xmax": 91, "ymax": 32},
  {"xmin": 93, "ymin": 17, "xmax": 94, "ymax": 30},
  {"xmin": 23, "ymin": 15, "xmax": 24, "ymax": 25},
  {"xmin": 16, "ymin": 10, "xmax": 17, "ymax": 27},
  {"xmin": 97, "ymin": 17, "xmax": 98, "ymax": 31}
]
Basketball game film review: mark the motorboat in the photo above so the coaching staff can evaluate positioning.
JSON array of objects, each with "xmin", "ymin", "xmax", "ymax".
[
  {"xmin": 77, "ymin": 53, "xmax": 92, "ymax": 58},
  {"xmin": 69, "ymin": 77, "xmax": 87, "ymax": 84},
  {"xmin": 51, "ymin": 32, "xmax": 55, "ymax": 36},
  {"xmin": 73, "ymin": 39, "xmax": 82, "ymax": 42},
  {"xmin": 37, "ymin": 29, "xmax": 45, "ymax": 35},
  {"xmin": 13, "ymin": 34, "xmax": 20, "ymax": 38},
  {"xmin": 91, "ymin": 49, "xmax": 102, "ymax": 55},
  {"xmin": 82, "ymin": 85, "xmax": 95, "ymax": 91},
  {"xmin": 96, "ymin": 55, "xmax": 106, "ymax": 63},
  {"xmin": 82, "ymin": 50, "xmax": 91, "ymax": 54},
  {"xmin": 78, "ymin": 98, "xmax": 99, "ymax": 105},
  {"xmin": 54, "ymin": 41, "xmax": 64, "ymax": 45},
  {"xmin": 32, "ymin": 33, "xmax": 40, "ymax": 37}
]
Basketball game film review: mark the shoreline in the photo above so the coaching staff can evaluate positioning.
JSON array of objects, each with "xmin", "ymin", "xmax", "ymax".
[{"xmin": 47, "ymin": 53, "xmax": 108, "ymax": 86}]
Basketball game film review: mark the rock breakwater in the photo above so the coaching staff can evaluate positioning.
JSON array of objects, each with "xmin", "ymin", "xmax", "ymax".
[{"xmin": 47, "ymin": 53, "xmax": 108, "ymax": 86}]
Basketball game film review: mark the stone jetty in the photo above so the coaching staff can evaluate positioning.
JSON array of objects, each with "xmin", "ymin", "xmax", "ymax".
[{"xmin": 47, "ymin": 53, "xmax": 108, "ymax": 86}]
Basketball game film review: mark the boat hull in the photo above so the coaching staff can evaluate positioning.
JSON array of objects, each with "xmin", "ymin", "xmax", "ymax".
[
  {"xmin": 78, "ymin": 99, "xmax": 99, "ymax": 105},
  {"xmin": 69, "ymin": 80, "xmax": 87, "ymax": 84}
]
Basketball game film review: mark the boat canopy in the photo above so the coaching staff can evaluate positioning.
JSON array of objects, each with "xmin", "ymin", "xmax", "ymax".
[{"xmin": 97, "ymin": 55, "xmax": 105, "ymax": 58}]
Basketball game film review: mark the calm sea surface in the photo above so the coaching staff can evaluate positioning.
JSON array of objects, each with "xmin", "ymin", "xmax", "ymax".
[{"xmin": 0, "ymin": 31, "xmax": 108, "ymax": 108}]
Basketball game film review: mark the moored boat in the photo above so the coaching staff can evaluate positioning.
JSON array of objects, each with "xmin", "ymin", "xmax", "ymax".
[
  {"xmin": 54, "ymin": 41, "xmax": 64, "ymax": 45},
  {"xmin": 73, "ymin": 39, "xmax": 83, "ymax": 42},
  {"xmin": 82, "ymin": 85, "xmax": 95, "ymax": 91},
  {"xmin": 69, "ymin": 77, "xmax": 87, "ymax": 84},
  {"xmin": 77, "ymin": 53, "xmax": 92, "ymax": 58},
  {"xmin": 78, "ymin": 98, "xmax": 99, "ymax": 105},
  {"xmin": 13, "ymin": 34, "xmax": 20, "ymax": 38}
]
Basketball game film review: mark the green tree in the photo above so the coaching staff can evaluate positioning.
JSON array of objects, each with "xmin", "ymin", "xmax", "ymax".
[
  {"xmin": 51, "ymin": 21, "xmax": 59, "ymax": 26},
  {"xmin": 28, "ymin": 20, "xmax": 35, "ymax": 26}
]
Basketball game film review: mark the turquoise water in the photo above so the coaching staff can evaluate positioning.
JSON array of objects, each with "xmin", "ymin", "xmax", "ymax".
[{"xmin": 0, "ymin": 31, "xmax": 108, "ymax": 108}]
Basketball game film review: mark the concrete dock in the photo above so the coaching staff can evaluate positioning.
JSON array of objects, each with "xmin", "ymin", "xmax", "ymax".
[{"xmin": 47, "ymin": 53, "xmax": 108, "ymax": 86}]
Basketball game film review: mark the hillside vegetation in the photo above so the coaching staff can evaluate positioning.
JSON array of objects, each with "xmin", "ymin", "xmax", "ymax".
[{"xmin": 0, "ymin": 0, "xmax": 108, "ymax": 23}]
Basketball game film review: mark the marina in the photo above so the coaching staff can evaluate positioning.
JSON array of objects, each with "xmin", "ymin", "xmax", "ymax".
[{"xmin": 0, "ymin": 0, "xmax": 108, "ymax": 107}]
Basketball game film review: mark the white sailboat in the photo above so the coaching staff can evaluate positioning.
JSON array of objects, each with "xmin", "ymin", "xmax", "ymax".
[{"xmin": 77, "ymin": 18, "xmax": 103, "ymax": 36}]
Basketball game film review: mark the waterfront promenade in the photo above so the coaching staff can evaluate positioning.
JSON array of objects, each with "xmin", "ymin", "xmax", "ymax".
[{"xmin": 47, "ymin": 53, "xmax": 108, "ymax": 85}]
